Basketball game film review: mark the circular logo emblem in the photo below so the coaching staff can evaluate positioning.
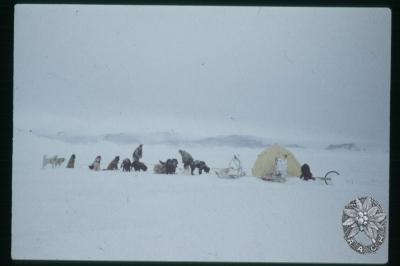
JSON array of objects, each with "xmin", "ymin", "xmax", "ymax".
[{"xmin": 342, "ymin": 197, "xmax": 386, "ymax": 254}]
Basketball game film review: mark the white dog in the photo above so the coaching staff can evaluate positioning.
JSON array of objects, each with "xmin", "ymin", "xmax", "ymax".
[
  {"xmin": 42, "ymin": 155, "xmax": 65, "ymax": 169},
  {"xmin": 42, "ymin": 155, "xmax": 57, "ymax": 168},
  {"xmin": 89, "ymin": 156, "xmax": 101, "ymax": 171}
]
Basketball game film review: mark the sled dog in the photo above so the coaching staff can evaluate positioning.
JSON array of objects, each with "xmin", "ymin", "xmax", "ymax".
[
  {"xmin": 105, "ymin": 156, "xmax": 120, "ymax": 170},
  {"xmin": 121, "ymin": 158, "xmax": 132, "ymax": 172},
  {"xmin": 55, "ymin": 157, "xmax": 66, "ymax": 167},
  {"xmin": 42, "ymin": 155, "xmax": 59, "ymax": 169}
]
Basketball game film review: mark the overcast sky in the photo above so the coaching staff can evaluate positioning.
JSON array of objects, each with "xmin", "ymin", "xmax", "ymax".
[{"xmin": 14, "ymin": 5, "xmax": 391, "ymax": 144}]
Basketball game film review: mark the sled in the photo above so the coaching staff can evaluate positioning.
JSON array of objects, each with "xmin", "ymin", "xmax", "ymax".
[
  {"xmin": 260, "ymin": 174, "xmax": 286, "ymax": 183},
  {"xmin": 214, "ymin": 155, "xmax": 246, "ymax": 179},
  {"xmin": 214, "ymin": 167, "xmax": 246, "ymax": 179},
  {"xmin": 315, "ymin": 170, "xmax": 340, "ymax": 185}
]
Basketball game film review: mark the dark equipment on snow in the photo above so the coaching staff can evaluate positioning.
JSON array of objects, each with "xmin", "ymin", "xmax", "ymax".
[{"xmin": 317, "ymin": 170, "xmax": 340, "ymax": 185}]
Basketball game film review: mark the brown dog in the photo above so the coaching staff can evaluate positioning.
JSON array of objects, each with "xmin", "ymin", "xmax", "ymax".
[
  {"xmin": 106, "ymin": 156, "xmax": 120, "ymax": 170},
  {"xmin": 66, "ymin": 154, "xmax": 76, "ymax": 168}
]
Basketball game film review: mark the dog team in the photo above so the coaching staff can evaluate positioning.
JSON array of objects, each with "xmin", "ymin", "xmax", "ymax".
[{"xmin": 42, "ymin": 144, "xmax": 210, "ymax": 175}]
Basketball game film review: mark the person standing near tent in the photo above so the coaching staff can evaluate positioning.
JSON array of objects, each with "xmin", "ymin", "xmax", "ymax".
[
  {"xmin": 273, "ymin": 155, "xmax": 288, "ymax": 178},
  {"xmin": 229, "ymin": 155, "xmax": 241, "ymax": 170},
  {"xmin": 230, "ymin": 155, "xmax": 245, "ymax": 173},
  {"xmin": 281, "ymin": 154, "xmax": 288, "ymax": 176},
  {"xmin": 179, "ymin": 149, "xmax": 194, "ymax": 170},
  {"xmin": 273, "ymin": 157, "xmax": 280, "ymax": 176},
  {"xmin": 133, "ymin": 144, "xmax": 143, "ymax": 162}
]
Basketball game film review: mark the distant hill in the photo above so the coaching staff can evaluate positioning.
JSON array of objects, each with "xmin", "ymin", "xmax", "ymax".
[
  {"xmin": 325, "ymin": 143, "xmax": 362, "ymax": 151},
  {"xmin": 193, "ymin": 135, "xmax": 267, "ymax": 148},
  {"xmin": 24, "ymin": 128, "xmax": 359, "ymax": 150}
]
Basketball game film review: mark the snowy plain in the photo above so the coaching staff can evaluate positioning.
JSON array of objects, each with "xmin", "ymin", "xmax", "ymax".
[{"xmin": 12, "ymin": 124, "xmax": 389, "ymax": 263}]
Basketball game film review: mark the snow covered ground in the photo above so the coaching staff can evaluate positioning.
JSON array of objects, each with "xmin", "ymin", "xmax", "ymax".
[{"xmin": 11, "ymin": 127, "xmax": 389, "ymax": 263}]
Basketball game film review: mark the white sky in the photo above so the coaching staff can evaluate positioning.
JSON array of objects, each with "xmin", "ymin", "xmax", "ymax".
[{"xmin": 14, "ymin": 5, "xmax": 391, "ymax": 144}]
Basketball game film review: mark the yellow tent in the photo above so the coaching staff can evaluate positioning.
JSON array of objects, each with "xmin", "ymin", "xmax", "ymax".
[{"xmin": 252, "ymin": 144, "xmax": 301, "ymax": 177}]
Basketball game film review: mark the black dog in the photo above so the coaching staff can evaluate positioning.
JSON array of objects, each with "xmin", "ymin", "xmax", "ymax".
[
  {"xmin": 300, "ymin": 163, "xmax": 315, "ymax": 181},
  {"xmin": 154, "ymin": 159, "xmax": 178, "ymax": 174},
  {"xmin": 121, "ymin": 158, "xmax": 132, "ymax": 172},
  {"xmin": 132, "ymin": 160, "xmax": 148, "ymax": 172},
  {"xmin": 190, "ymin": 160, "xmax": 210, "ymax": 175},
  {"xmin": 158, "ymin": 158, "xmax": 178, "ymax": 174},
  {"xmin": 166, "ymin": 158, "xmax": 178, "ymax": 174}
]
